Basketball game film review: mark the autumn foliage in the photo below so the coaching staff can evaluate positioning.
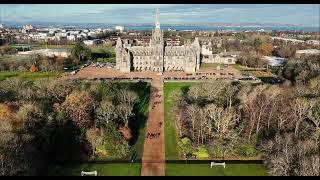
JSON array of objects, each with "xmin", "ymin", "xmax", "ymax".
[
  {"xmin": 0, "ymin": 103, "xmax": 13, "ymax": 121},
  {"xmin": 62, "ymin": 90, "xmax": 94, "ymax": 129},
  {"xmin": 258, "ymin": 42, "xmax": 273, "ymax": 56},
  {"xmin": 118, "ymin": 126, "xmax": 132, "ymax": 140},
  {"xmin": 29, "ymin": 64, "xmax": 39, "ymax": 72}
]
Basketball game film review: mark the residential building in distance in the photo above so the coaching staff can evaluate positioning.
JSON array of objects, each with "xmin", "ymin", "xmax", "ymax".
[
  {"xmin": 306, "ymin": 40, "xmax": 320, "ymax": 45},
  {"xmin": 271, "ymin": 37, "xmax": 305, "ymax": 44},
  {"xmin": 201, "ymin": 42, "xmax": 239, "ymax": 64},
  {"xmin": 295, "ymin": 49, "xmax": 320, "ymax": 58}
]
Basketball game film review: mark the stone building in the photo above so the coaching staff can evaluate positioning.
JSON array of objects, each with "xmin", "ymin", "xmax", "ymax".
[
  {"xmin": 115, "ymin": 9, "xmax": 201, "ymax": 73},
  {"xmin": 201, "ymin": 42, "xmax": 239, "ymax": 64}
]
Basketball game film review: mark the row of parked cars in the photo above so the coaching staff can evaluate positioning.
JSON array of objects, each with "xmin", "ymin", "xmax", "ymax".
[
  {"xmin": 164, "ymin": 76, "xmax": 236, "ymax": 80},
  {"xmin": 92, "ymin": 77, "xmax": 153, "ymax": 81},
  {"xmin": 90, "ymin": 62, "xmax": 114, "ymax": 69},
  {"xmin": 187, "ymin": 72, "xmax": 235, "ymax": 76}
]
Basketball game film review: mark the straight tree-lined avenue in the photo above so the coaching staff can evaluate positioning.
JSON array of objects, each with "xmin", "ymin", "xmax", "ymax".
[{"xmin": 141, "ymin": 77, "xmax": 165, "ymax": 176}]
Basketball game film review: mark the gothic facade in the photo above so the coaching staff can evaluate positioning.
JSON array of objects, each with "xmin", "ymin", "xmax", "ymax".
[{"xmin": 115, "ymin": 9, "xmax": 201, "ymax": 73}]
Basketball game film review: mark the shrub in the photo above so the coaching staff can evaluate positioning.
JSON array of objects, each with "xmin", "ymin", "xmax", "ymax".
[
  {"xmin": 235, "ymin": 144, "xmax": 257, "ymax": 157},
  {"xmin": 193, "ymin": 146, "xmax": 209, "ymax": 159},
  {"xmin": 208, "ymin": 144, "xmax": 224, "ymax": 158},
  {"xmin": 178, "ymin": 137, "xmax": 193, "ymax": 158},
  {"xmin": 98, "ymin": 124, "xmax": 130, "ymax": 159}
]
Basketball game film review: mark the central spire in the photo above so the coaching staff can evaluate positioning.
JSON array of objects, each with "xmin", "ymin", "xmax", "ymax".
[{"xmin": 155, "ymin": 8, "xmax": 160, "ymax": 29}]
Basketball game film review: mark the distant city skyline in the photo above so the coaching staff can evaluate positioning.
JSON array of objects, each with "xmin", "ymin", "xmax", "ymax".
[{"xmin": 0, "ymin": 4, "xmax": 319, "ymax": 26}]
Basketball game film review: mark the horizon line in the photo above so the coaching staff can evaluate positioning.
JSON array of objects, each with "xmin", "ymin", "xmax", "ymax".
[{"xmin": 2, "ymin": 21, "xmax": 319, "ymax": 27}]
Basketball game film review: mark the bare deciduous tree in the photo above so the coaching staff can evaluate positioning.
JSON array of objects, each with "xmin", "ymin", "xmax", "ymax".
[
  {"xmin": 117, "ymin": 89, "xmax": 138, "ymax": 107},
  {"xmin": 291, "ymin": 97, "xmax": 315, "ymax": 135},
  {"xmin": 95, "ymin": 99, "xmax": 118, "ymax": 127},
  {"xmin": 116, "ymin": 103, "xmax": 134, "ymax": 127},
  {"xmin": 86, "ymin": 128, "xmax": 103, "ymax": 156}
]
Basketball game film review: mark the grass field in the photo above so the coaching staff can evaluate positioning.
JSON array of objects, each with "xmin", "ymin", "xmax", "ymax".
[
  {"xmin": 164, "ymin": 82, "xmax": 193, "ymax": 160},
  {"xmin": 89, "ymin": 45, "xmax": 115, "ymax": 53},
  {"xmin": 32, "ymin": 44, "xmax": 73, "ymax": 50},
  {"xmin": 47, "ymin": 163, "xmax": 141, "ymax": 176},
  {"xmin": 200, "ymin": 63, "xmax": 275, "ymax": 78},
  {"xmin": 200, "ymin": 63, "xmax": 243, "ymax": 70},
  {"xmin": 166, "ymin": 163, "xmax": 268, "ymax": 176},
  {"xmin": 0, "ymin": 71, "xmax": 64, "ymax": 81}
]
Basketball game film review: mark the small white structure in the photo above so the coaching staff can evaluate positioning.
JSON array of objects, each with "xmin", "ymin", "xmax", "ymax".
[
  {"xmin": 67, "ymin": 35, "xmax": 76, "ymax": 41},
  {"xmin": 83, "ymin": 39, "xmax": 103, "ymax": 46},
  {"xmin": 81, "ymin": 171, "xmax": 97, "ymax": 176},
  {"xmin": 211, "ymin": 162, "xmax": 226, "ymax": 168},
  {"xmin": 23, "ymin": 25, "xmax": 34, "ymax": 30},
  {"xmin": 115, "ymin": 26, "xmax": 124, "ymax": 33}
]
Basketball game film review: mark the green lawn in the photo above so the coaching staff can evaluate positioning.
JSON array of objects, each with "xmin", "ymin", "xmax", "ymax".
[
  {"xmin": 200, "ymin": 63, "xmax": 225, "ymax": 69},
  {"xmin": 164, "ymin": 82, "xmax": 193, "ymax": 160},
  {"xmin": 89, "ymin": 45, "xmax": 115, "ymax": 52},
  {"xmin": 47, "ymin": 163, "xmax": 141, "ymax": 176},
  {"xmin": 200, "ymin": 63, "xmax": 243, "ymax": 70},
  {"xmin": 0, "ymin": 71, "xmax": 64, "ymax": 81},
  {"xmin": 32, "ymin": 44, "xmax": 73, "ymax": 50},
  {"xmin": 166, "ymin": 163, "xmax": 268, "ymax": 176}
]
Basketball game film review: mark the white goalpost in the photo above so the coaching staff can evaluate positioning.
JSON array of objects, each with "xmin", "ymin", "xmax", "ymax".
[
  {"xmin": 81, "ymin": 171, "xmax": 98, "ymax": 176},
  {"xmin": 210, "ymin": 162, "xmax": 226, "ymax": 168}
]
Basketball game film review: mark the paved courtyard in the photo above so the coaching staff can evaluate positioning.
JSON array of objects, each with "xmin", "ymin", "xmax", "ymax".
[{"xmin": 71, "ymin": 65, "xmax": 243, "ymax": 81}]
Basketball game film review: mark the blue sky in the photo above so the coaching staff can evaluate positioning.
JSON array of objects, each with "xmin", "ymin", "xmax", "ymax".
[{"xmin": 0, "ymin": 4, "xmax": 319, "ymax": 26}]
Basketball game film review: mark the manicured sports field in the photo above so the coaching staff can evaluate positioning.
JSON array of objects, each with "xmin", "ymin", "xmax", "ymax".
[
  {"xmin": 166, "ymin": 163, "xmax": 268, "ymax": 176},
  {"xmin": 47, "ymin": 163, "xmax": 141, "ymax": 176}
]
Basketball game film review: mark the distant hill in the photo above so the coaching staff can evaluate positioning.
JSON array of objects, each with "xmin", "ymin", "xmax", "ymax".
[{"xmin": 2, "ymin": 21, "xmax": 318, "ymax": 29}]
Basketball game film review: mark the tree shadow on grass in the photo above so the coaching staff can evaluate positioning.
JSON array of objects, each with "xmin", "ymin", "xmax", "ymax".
[
  {"xmin": 127, "ymin": 81, "xmax": 150, "ymax": 160},
  {"xmin": 48, "ymin": 120, "xmax": 89, "ymax": 163},
  {"xmin": 181, "ymin": 85, "xmax": 191, "ymax": 95}
]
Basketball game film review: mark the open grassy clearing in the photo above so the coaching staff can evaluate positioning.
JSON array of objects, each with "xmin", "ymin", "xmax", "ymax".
[
  {"xmin": 200, "ymin": 63, "xmax": 242, "ymax": 70},
  {"xmin": 0, "ymin": 71, "xmax": 64, "ymax": 81}
]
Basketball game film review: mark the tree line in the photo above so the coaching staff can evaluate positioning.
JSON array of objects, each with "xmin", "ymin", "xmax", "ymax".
[
  {"xmin": 0, "ymin": 78, "xmax": 147, "ymax": 175},
  {"xmin": 171, "ymin": 78, "xmax": 319, "ymax": 176}
]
